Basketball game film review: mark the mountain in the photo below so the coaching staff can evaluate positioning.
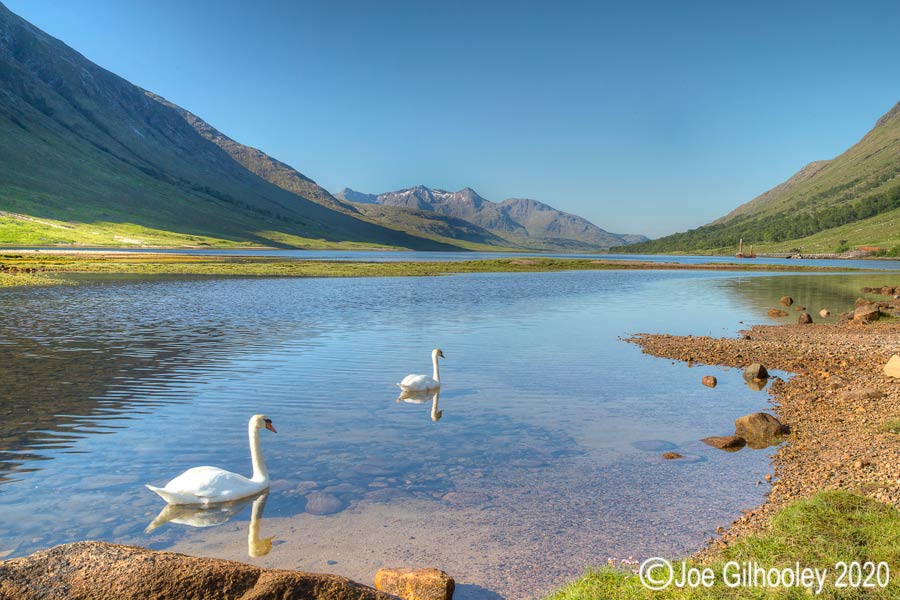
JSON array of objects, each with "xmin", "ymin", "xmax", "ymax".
[
  {"xmin": 626, "ymin": 100, "xmax": 900, "ymax": 254},
  {"xmin": 0, "ymin": 2, "xmax": 456, "ymax": 249},
  {"xmin": 338, "ymin": 185, "xmax": 648, "ymax": 250},
  {"xmin": 335, "ymin": 188, "xmax": 378, "ymax": 204}
]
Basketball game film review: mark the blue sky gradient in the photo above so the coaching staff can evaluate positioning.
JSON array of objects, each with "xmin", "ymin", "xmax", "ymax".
[{"xmin": 6, "ymin": 0, "xmax": 900, "ymax": 237}]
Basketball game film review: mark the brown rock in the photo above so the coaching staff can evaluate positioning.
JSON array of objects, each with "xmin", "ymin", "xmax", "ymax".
[
  {"xmin": 819, "ymin": 309, "xmax": 830, "ymax": 318},
  {"xmin": 0, "ymin": 541, "xmax": 393, "ymax": 600},
  {"xmin": 701, "ymin": 375, "xmax": 717, "ymax": 388},
  {"xmin": 884, "ymin": 355, "xmax": 900, "ymax": 378},
  {"xmin": 701, "ymin": 436, "xmax": 746, "ymax": 451},
  {"xmin": 798, "ymin": 312, "xmax": 813, "ymax": 324},
  {"xmin": 734, "ymin": 412, "xmax": 786, "ymax": 449},
  {"xmin": 662, "ymin": 451, "xmax": 683, "ymax": 459},
  {"xmin": 794, "ymin": 305, "xmax": 806, "ymax": 311},
  {"xmin": 305, "ymin": 491, "xmax": 346, "ymax": 515},
  {"xmin": 882, "ymin": 287, "xmax": 895, "ymax": 296},
  {"xmin": 855, "ymin": 297, "xmax": 873, "ymax": 308},
  {"xmin": 853, "ymin": 304, "xmax": 882, "ymax": 323},
  {"xmin": 743, "ymin": 363, "xmax": 769, "ymax": 381},
  {"xmin": 779, "ymin": 296, "xmax": 793, "ymax": 307},
  {"xmin": 767, "ymin": 309, "xmax": 789, "ymax": 318},
  {"xmin": 841, "ymin": 388, "xmax": 884, "ymax": 401},
  {"xmin": 375, "ymin": 567, "xmax": 455, "ymax": 600}
]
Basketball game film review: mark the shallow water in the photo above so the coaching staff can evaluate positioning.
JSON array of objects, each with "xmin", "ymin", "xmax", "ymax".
[{"xmin": 0, "ymin": 269, "xmax": 895, "ymax": 597}]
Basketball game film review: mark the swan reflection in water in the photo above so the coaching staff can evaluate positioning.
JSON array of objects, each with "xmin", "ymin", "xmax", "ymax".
[
  {"xmin": 396, "ymin": 389, "xmax": 442, "ymax": 421},
  {"xmin": 145, "ymin": 489, "xmax": 274, "ymax": 557}
]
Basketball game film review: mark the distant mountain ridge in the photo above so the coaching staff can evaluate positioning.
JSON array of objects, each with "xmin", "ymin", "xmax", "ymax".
[
  {"xmin": 625, "ymin": 99, "xmax": 900, "ymax": 254},
  {"xmin": 337, "ymin": 185, "xmax": 647, "ymax": 250}
]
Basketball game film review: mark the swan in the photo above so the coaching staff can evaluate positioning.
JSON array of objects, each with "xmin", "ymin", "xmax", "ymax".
[
  {"xmin": 397, "ymin": 348, "xmax": 444, "ymax": 393},
  {"xmin": 146, "ymin": 414, "xmax": 276, "ymax": 505}
]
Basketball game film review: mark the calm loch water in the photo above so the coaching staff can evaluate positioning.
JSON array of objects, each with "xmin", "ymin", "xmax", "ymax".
[{"xmin": 1, "ymin": 269, "xmax": 896, "ymax": 597}]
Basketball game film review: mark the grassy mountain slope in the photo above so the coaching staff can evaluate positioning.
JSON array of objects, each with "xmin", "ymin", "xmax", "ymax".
[
  {"xmin": 625, "ymin": 100, "xmax": 900, "ymax": 254},
  {"xmin": 0, "ymin": 2, "xmax": 456, "ymax": 249}
]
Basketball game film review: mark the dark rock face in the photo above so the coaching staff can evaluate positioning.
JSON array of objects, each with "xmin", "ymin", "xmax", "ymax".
[
  {"xmin": 798, "ymin": 312, "xmax": 813, "ymax": 324},
  {"xmin": 375, "ymin": 567, "xmax": 455, "ymax": 600},
  {"xmin": 0, "ymin": 542, "xmax": 395, "ymax": 600}
]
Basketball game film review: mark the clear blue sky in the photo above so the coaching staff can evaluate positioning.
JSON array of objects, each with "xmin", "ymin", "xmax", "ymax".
[{"xmin": 6, "ymin": 0, "xmax": 900, "ymax": 237}]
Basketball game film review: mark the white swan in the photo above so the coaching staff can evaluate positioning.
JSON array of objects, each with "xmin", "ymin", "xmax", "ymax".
[
  {"xmin": 398, "ymin": 348, "xmax": 444, "ymax": 393},
  {"xmin": 146, "ymin": 414, "xmax": 276, "ymax": 505}
]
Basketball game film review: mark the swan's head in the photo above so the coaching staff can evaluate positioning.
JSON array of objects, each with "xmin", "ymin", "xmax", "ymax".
[
  {"xmin": 251, "ymin": 414, "xmax": 277, "ymax": 433},
  {"xmin": 433, "ymin": 348, "xmax": 445, "ymax": 359}
]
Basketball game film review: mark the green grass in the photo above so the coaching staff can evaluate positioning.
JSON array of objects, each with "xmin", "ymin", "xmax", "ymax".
[
  {"xmin": 880, "ymin": 419, "xmax": 900, "ymax": 435},
  {"xmin": 547, "ymin": 491, "xmax": 900, "ymax": 599},
  {"xmin": 0, "ymin": 254, "xmax": 860, "ymax": 288}
]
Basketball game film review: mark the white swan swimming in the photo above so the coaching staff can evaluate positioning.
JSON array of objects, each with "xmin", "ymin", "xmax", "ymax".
[
  {"xmin": 146, "ymin": 414, "xmax": 276, "ymax": 505},
  {"xmin": 397, "ymin": 348, "xmax": 444, "ymax": 393}
]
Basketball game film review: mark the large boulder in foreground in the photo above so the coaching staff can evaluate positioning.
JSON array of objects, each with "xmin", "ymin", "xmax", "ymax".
[
  {"xmin": 0, "ymin": 541, "xmax": 394, "ymax": 600},
  {"xmin": 376, "ymin": 567, "xmax": 455, "ymax": 600},
  {"xmin": 734, "ymin": 412, "xmax": 787, "ymax": 449}
]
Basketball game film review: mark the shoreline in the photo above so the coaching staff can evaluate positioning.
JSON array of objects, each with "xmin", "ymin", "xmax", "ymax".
[
  {"xmin": 628, "ymin": 313, "xmax": 900, "ymax": 550},
  {"xmin": 0, "ymin": 253, "xmax": 866, "ymax": 288}
]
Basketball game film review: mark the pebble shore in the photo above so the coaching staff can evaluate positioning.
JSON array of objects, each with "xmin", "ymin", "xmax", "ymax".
[{"xmin": 629, "ymin": 309, "xmax": 900, "ymax": 552}]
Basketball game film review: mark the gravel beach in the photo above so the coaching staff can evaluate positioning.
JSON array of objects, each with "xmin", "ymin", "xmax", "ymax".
[{"xmin": 630, "ymin": 304, "xmax": 900, "ymax": 552}]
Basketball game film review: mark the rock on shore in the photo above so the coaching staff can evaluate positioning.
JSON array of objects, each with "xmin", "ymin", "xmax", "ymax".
[
  {"xmin": 375, "ymin": 567, "xmax": 455, "ymax": 600},
  {"xmin": 0, "ymin": 541, "xmax": 396, "ymax": 600}
]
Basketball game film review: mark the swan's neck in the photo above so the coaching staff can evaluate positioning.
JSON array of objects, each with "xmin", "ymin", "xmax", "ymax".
[
  {"xmin": 248, "ymin": 423, "xmax": 268, "ymax": 484},
  {"xmin": 432, "ymin": 353, "xmax": 440, "ymax": 382}
]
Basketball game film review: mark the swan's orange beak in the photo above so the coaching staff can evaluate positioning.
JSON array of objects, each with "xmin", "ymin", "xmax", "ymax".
[{"xmin": 264, "ymin": 420, "xmax": 277, "ymax": 433}]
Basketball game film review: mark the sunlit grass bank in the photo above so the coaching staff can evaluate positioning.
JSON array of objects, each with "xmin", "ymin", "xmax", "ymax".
[
  {"xmin": 547, "ymin": 491, "xmax": 900, "ymax": 599},
  {"xmin": 0, "ymin": 253, "xmax": 859, "ymax": 288}
]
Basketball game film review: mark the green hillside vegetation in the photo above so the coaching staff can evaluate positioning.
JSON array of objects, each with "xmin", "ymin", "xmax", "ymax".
[
  {"xmin": 624, "ymin": 100, "xmax": 900, "ymax": 255},
  {"xmin": 0, "ymin": 3, "xmax": 461, "ymax": 251}
]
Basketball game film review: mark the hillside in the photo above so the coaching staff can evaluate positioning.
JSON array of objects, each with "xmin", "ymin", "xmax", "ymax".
[
  {"xmin": 338, "ymin": 185, "xmax": 647, "ymax": 251},
  {"xmin": 0, "ymin": 2, "xmax": 454, "ymax": 250},
  {"xmin": 626, "ymin": 100, "xmax": 900, "ymax": 254}
]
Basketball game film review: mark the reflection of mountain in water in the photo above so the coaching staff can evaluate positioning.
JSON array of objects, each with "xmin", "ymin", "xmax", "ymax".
[{"xmin": 0, "ymin": 282, "xmax": 325, "ymax": 485}]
